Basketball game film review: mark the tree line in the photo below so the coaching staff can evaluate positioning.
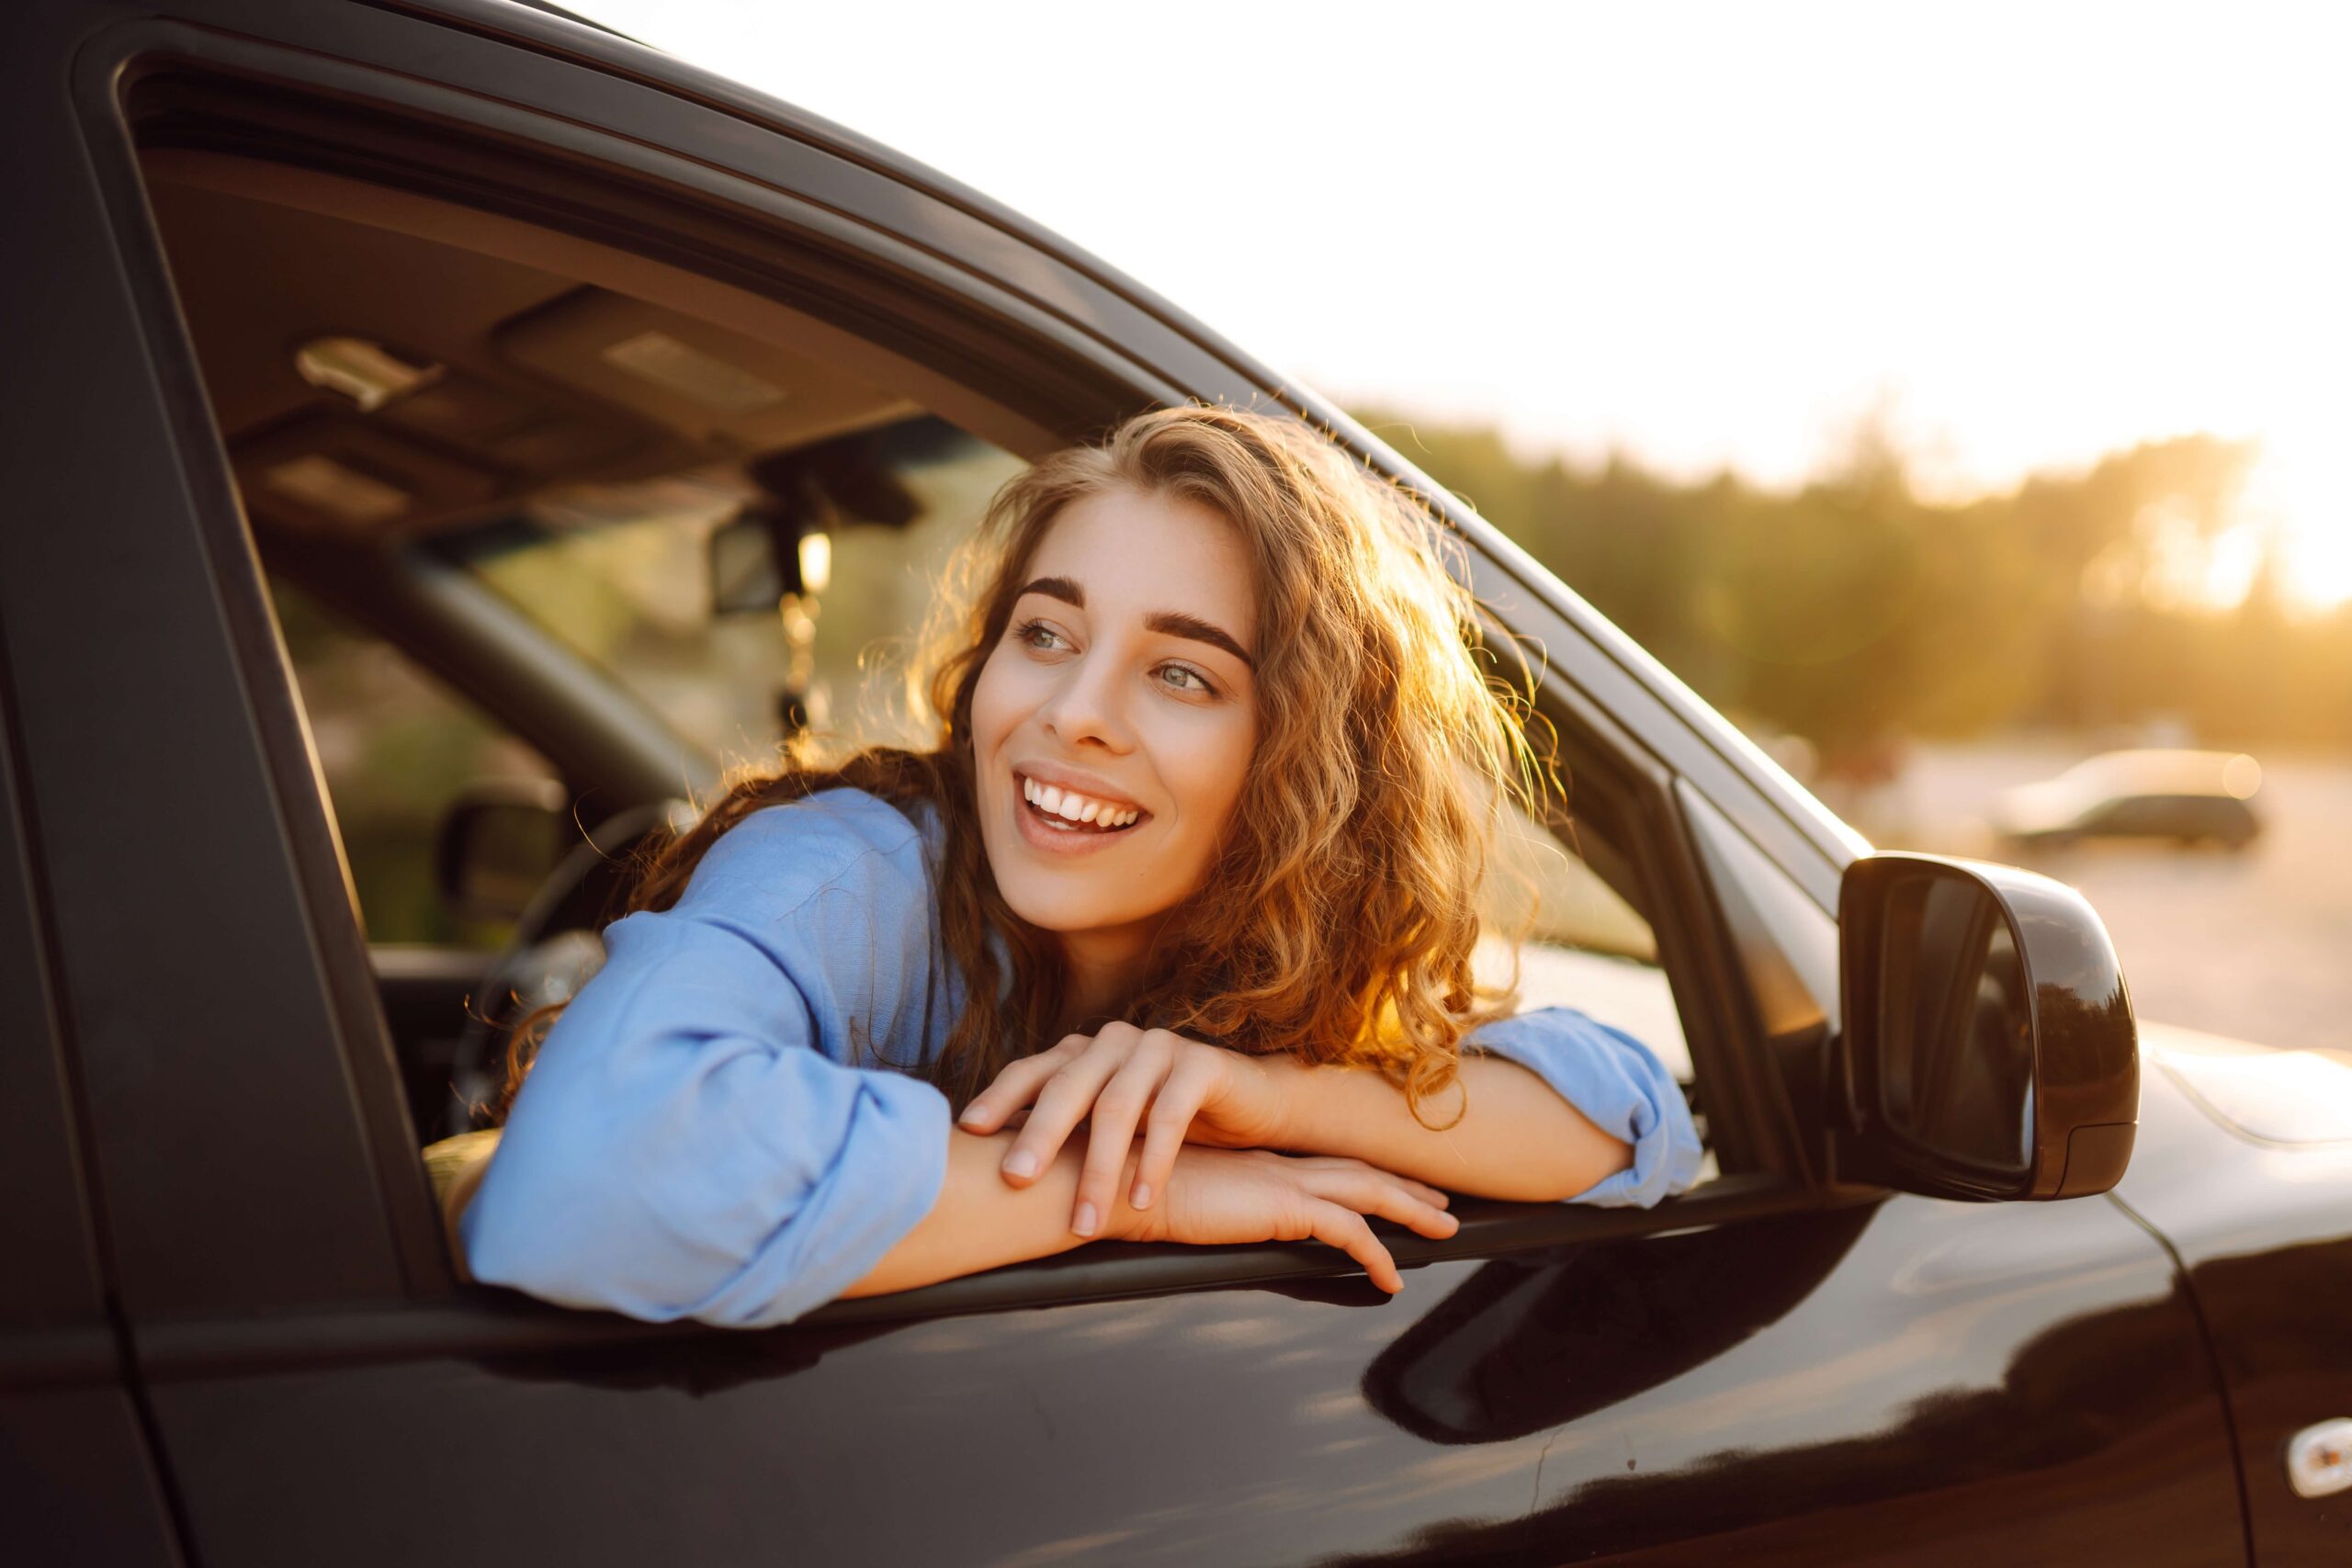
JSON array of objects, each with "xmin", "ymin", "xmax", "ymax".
[{"xmin": 1357, "ymin": 411, "xmax": 2352, "ymax": 760}]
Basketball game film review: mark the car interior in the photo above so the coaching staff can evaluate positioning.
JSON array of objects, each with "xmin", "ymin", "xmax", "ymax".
[{"xmin": 133, "ymin": 141, "xmax": 1709, "ymax": 1190}]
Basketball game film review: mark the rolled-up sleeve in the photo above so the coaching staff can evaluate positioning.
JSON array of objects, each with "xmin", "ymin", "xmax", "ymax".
[
  {"xmin": 459, "ymin": 795, "xmax": 955, "ymax": 1327},
  {"xmin": 1464, "ymin": 1007, "xmax": 1704, "ymax": 1207}
]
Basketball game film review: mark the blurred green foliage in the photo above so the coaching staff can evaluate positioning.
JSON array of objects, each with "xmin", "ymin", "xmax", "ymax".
[
  {"xmin": 271, "ymin": 577, "xmax": 548, "ymax": 947},
  {"xmin": 1354, "ymin": 410, "xmax": 2352, "ymax": 757}
]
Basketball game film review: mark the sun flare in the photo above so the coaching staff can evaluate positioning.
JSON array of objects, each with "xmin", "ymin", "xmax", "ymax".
[{"xmin": 2242, "ymin": 443, "xmax": 2352, "ymax": 615}]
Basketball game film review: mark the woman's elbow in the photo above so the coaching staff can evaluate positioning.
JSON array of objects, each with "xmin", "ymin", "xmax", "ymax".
[
  {"xmin": 456, "ymin": 1134, "xmax": 702, "ymax": 1319},
  {"xmin": 1540, "ymin": 1130, "xmax": 1636, "ymax": 1203}
]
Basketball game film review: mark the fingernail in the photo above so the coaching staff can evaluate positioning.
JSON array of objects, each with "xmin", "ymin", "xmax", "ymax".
[
  {"xmin": 959, "ymin": 1105, "xmax": 987, "ymax": 1126},
  {"xmin": 1073, "ymin": 1201, "xmax": 1099, "ymax": 1237},
  {"xmin": 1003, "ymin": 1150, "xmax": 1038, "ymax": 1179},
  {"xmin": 1130, "ymin": 1181, "xmax": 1151, "ymax": 1210}
]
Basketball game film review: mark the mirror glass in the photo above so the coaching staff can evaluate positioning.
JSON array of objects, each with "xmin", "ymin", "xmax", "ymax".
[
  {"xmin": 1875, "ymin": 868, "xmax": 2035, "ymax": 1170},
  {"xmin": 709, "ymin": 512, "xmax": 786, "ymax": 615},
  {"xmin": 447, "ymin": 800, "xmax": 567, "ymax": 922}
]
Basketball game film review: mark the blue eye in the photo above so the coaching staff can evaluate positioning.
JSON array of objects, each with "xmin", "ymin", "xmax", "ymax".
[
  {"xmin": 1013, "ymin": 618, "xmax": 1068, "ymax": 651},
  {"xmin": 1158, "ymin": 663, "xmax": 1214, "ymax": 696}
]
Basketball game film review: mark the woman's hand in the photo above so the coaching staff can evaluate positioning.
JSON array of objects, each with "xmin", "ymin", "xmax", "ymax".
[
  {"xmin": 957, "ymin": 1021, "xmax": 1300, "ymax": 1235},
  {"xmin": 1120, "ymin": 1145, "xmax": 1458, "ymax": 1294}
]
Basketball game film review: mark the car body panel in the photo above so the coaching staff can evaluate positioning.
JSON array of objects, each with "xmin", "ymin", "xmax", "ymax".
[
  {"xmin": 141, "ymin": 1184, "xmax": 2243, "ymax": 1566},
  {"xmin": 2118, "ymin": 1022, "xmax": 2352, "ymax": 1565},
  {"xmin": 0, "ymin": 607, "xmax": 187, "ymax": 1568}
]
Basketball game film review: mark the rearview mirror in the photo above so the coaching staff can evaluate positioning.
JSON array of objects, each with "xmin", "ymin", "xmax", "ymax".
[
  {"xmin": 708, "ymin": 507, "xmax": 817, "ymax": 616},
  {"xmin": 1832, "ymin": 852, "xmax": 2136, "ymax": 1201}
]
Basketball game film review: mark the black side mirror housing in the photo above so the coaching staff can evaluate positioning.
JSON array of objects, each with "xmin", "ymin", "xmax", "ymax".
[{"xmin": 1832, "ymin": 852, "xmax": 2137, "ymax": 1201}]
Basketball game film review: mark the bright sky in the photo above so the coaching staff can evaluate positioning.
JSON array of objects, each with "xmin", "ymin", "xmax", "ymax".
[{"xmin": 576, "ymin": 0, "xmax": 2352, "ymax": 611}]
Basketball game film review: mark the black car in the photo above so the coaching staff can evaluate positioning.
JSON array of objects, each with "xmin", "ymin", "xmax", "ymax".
[{"xmin": 7, "ymin": 3, "xmax": 2349, "ymax": 1563}]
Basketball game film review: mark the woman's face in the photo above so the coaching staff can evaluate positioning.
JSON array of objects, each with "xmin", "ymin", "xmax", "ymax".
[{"xmin": 970, "ymin": 484, "xmax": 1260, "ymax": 945}]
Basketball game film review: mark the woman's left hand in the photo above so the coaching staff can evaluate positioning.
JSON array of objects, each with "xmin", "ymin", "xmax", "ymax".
[{"xmin": 957, "ymin": 1022, "xmax": 1299, "ymax": 1235}]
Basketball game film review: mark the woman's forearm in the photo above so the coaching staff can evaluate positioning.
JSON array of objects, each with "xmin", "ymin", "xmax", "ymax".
[
  {"xmin": 840, "ymin": 1127, "xmax": 1141, "ymax": 1299},
  {"xmin": 1270, "ymin": 1054, "xmax": 1632, "ymax": 1203}
]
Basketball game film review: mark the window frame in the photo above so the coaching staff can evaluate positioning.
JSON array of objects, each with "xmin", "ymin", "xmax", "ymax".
[{"xmin": 76, "ymin": 3, "xmax": 1860, "ymax": 1357}]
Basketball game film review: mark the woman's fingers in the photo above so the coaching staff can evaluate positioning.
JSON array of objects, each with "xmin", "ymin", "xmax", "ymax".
[
  {"xmin": 1073, "ymin": 1037, "xmax": 1176, "ymax": 1234},
  {"xmin": 1305, "ymin": 1200, "xmax": 1402, "ymax": 1294},
  {"xmin": 1131, "ymin": 1051, "xmax": 1219, "ymax": 1211},
  {"xmin": 997, "ymin": 1035, "xmax": 1130, "ymax": 1187},
  {"xmin": 956, "ymin": 1035, "xmax": 1084, "ymax": 1134},
  {"xmin": 1290, "ymin": 1156, "xmax": 1451, "ymax": 1213},
  {"xmin": 1301, "ymin": 1166, "xmax": 1461, "ymax": 1241},
  {"xmin": 1391, "ymin": 1176, "xmax": 1453, "ymax": 1214}
]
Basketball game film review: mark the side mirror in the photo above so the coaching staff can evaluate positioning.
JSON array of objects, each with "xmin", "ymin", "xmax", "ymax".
[
  {"xmin": 1832, "ymin": 852, "xmax": 2137, "ymax": 1201},
  {"xmin": 435, "ymin": 778, "xmax": 571, "ymax": 925}
]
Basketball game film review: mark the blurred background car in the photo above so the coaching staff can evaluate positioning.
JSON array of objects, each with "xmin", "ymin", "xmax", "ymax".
[{"xmin": 1992, "ymin": 748, "xmax": 2265, "ymax": 852}]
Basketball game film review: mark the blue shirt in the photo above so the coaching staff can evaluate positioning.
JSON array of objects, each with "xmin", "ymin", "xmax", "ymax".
[{"xmin": 462, "ymin": 788, "xmax": 1704, "ymax": 1328}]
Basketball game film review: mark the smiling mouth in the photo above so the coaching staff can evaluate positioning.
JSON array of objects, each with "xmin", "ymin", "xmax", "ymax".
[{"xmin": 1017, "ymin": 773, "xmax": 1148, "ymax": 835}]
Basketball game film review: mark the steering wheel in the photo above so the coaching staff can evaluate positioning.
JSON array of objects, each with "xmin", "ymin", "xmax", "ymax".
[{"xmin": 438, "ymin": 795, "xmax": 692, "ymax": 1139}]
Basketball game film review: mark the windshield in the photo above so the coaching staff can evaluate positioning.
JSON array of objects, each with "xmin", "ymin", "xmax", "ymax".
[{"xmin": 424, "ymin": 423, "xmax": 1025, "ymax": 770}]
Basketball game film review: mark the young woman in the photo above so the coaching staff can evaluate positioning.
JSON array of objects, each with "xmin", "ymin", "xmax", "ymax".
[{"xmin": 451, "ymin": 404, "xmax": 1702, "ymax": 1327}]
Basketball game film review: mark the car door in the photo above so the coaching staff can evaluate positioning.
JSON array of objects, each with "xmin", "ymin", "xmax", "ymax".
[
  {"xmin": 13, "ymin": 1, "xmax": 2249, "ymax": 1562},
  {"xmin": 0, "ymin": 648, "xmax": 184, "ymax": 1568}
]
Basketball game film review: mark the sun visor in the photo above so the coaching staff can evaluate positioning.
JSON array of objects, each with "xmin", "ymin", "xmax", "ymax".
[
  {"xmin": 493, "ymin": 288, "xmax": 918, "ymax": 453},
  {"xmin": 235, "ymin": 413, "xmax": 501, "ymax": 536}
]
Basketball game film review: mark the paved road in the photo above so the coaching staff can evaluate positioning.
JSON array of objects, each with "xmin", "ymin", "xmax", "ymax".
[{"xmin": 1843, "ymin": 739, "xmax": 2352, "ymax": 1055}]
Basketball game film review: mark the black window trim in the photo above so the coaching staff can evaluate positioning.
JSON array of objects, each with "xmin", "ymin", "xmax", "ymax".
[{"xmin": 130, "ymin": 1168, "xmax": 1863, "ymax": 1381}]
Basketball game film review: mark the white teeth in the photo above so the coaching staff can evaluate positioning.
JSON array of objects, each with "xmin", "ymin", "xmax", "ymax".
[{"xmin": 1018, "ymin": 774, "xmax": 1141, "ymax": 829}]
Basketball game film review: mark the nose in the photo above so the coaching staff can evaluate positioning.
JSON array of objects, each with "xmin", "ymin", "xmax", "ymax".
[{"xmin": 1036, "ymin": 647, "xmax": 1136, "ymax": 753}]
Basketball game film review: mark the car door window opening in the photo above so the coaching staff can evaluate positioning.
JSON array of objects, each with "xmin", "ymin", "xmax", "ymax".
[{"xmin": 125, "ymin": 69, "xmax": 1740, "ymax": 1330}]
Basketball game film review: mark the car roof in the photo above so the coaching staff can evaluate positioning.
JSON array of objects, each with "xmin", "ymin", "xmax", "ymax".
[
  {"xmin": 503, "ymin": 1, "xmax": 640, "ymax": 42},
  {"xmin": 2057, "ymin": 749, "xmax": 2263, "ymax": 800}
]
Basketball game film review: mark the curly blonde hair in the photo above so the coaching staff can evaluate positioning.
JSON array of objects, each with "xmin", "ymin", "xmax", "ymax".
[{"xmin": 493, "ymin": 403, "xmax": 1556, "ymax": 1128}]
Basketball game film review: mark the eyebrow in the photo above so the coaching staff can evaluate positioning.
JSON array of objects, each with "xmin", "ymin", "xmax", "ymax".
[{"xmin": 1015, "ymin": 576, "xmax": 1255, "ymax": 670}]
